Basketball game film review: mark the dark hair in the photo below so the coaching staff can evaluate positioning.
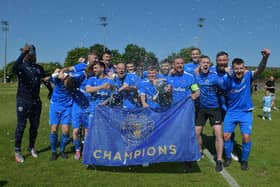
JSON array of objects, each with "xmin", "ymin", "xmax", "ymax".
[
  {"xmin": 94, "ymin": 60, "xmax": 106, "ymax": 69},
  {"xmin": 160, "ymin": 59, "xmax": 170, "ymax": 65},
  {"xmin": 191, "ymin": 47, "xmax": 201, "ymax": 54},
  {"xmin": 64, "ymin": 76, "xmax": 78, "ymax": 92},
  {"xmin": 125, "ymin": 61, "xmax": 134, "ymax": 66},
  {"xmin": 88, "ymin": 50, "xmax": 98, "ymax": 56},
  {"xmin": 103, "ymin": 50, "xmax": 112, "ymax": 56},
  {"xmin": 216, "ymin": 51, "xmax": 229, "ymax": 59},
  {"xmin": 24, "ymin": 44, "xmax": 37, "ymax": 63},
  {"xmin": 147, "ymin": 65, "xmax": 158, "ymax": 71},
  {"xmin": 232, "ymin": 58, "xmax": 244, "ymax": 66},
  {"xmin": 199, "ymin": 55, "xmax": 210, "ymax": 60},
  {"xmin": 173, "ymin": 57, "xmax": 185, "ymax": 64}
]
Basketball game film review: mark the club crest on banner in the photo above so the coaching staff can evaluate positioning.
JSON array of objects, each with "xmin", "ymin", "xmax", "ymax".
[{"xmin": 121, "ymin": 114, "xmax": 154, "ymax": 145}]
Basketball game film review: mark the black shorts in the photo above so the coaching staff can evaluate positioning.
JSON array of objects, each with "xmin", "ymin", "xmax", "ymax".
[{"xmin": 195, "ymin": 108, "xmax": 222, "ymax": 126}]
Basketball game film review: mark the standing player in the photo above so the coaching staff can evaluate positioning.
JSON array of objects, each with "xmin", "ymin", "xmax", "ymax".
[
  {"xmin": 158, "ymin": 60, "xmax": 171, "ymax": 80},
  {"xmin": 13, "ymin": 44, "xmax": 53, "ymax": 163},
  {"xmin": 118, "ymin": 62, "xmax": 141, "ymax": 109},
  {"xmin": 102, "ymin": 50, "xmax": 116, "ymax": 78},
  {"xmin": 223, "ymin": 49, "xmax": 271, "ymax": 170},
  {"xmin": 194, "ymin": 55, "xmax": 224, "ymax": 172},
  {"xmin": 168, "ymin": 57, "xmax": 200, "ymax": 104},
  {"xmin": 86, "ymin": 61, "xmax": 114, "ymax": 126},
  {"xmin": 213, "ymin": 51, "xmax": 239, "ymax": 161},
  {"xmin": 139, "ymin": 65, "xmax": 161, "ymax": 109},
  {"xmin": 66, "ymin": 70, "xmax": 92, "ymax": 160},
  {"xmin": 184, "ymin": 47, "xmax": 201, "ymax": 75},
  {"xmin": 110, "ymin": 63, "xmax": 126, "ymax": 106},
  {"xmin": 49, "ymin": 69, "xmax": 73, "ymax": 160}
]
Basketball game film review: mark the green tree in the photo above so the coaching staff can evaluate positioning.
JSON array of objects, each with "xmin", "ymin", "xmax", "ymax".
[
  {"xmin": 111, "ymin": 49, "xmax": 122, "ymax": 64},
  {"xmin": 177, "ymin": 47, "xmax": 193, "ymax": 63},
  {"xmin": 144, "ymin": 51, "xmax": 158, "ymax": 67},
  {"xmin": 166, "ymin": 46, "xmax": 194, "ymax": 63},
  {"xmin": 122, "ymin": 44, "xmax": 158, "ymax": 68},
  {"xmin": 89, "ymin": 43, "xmax": 108, "ymax": 60},
  {"xmin": 122, "ymin": 44, "xmax": 146, "ymax": 64},
  {"xmin": 39, "ymin": 62, "xmax": 62, "ymax": 76},
  {"xmin": 5, "ymin": 61, "xmax": 16, "ymax": 82},
  {"xmin": 64, "ymin": 47, "xmax": 88, "ymax": 67},
  {"xmin": 167, "ymin": 52, "xmax": 177, "ymax": 62}
]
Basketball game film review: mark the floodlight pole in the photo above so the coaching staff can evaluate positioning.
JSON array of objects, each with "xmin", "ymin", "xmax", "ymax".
[
  {"xmin": 100, "ymin": 17, "xmax": 108, "ymax": 52},
  {"xmin": 1, "ymin": 20, "xmax": 9, "ymax": 84},
  {"xmin": 197, "ymin": 17, "xmax": 205, "ymax": 47}
]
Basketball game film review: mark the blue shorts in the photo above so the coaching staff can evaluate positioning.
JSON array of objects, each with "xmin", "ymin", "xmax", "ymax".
[
  {"xmin": 72, "ymin": 102, "xmax": 90, "ymax": 129},
  {"xmin": 224, "ymin": 111, "xmax": 253, "ymax": 135},
  {"xmin": 49, "ymin": 101, "xmax": 72, "ymax": 125}
]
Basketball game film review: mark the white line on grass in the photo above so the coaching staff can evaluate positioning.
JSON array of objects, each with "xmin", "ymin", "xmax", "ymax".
[{"xmin": 203, "ymin": 149, "xmax": 241, "ymax": 187}]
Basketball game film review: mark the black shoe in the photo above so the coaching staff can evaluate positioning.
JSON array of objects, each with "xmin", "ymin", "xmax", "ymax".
[
  {"xmin": 241, "ymin": 161, "xmax": 249, "ymax": 171},
  {"xmin": 50, "ymin": 152, "xmax": 57, "ymax": 161},
  {"xmin": 60, "ymin": 152, "xmax": 69, "ymax": 159},
  {"xmin": 223, "ymin": 158, "xmax": 232, "ymax": 167},
  {"xmin": 215, "ymin": 160, "xmax": 223, "ymax": 172}
]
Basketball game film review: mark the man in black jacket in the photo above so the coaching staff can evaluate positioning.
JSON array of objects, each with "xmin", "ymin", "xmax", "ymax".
[{"xmin": 13, "ymin": 44, "xmax": 52, "ymax": 163}]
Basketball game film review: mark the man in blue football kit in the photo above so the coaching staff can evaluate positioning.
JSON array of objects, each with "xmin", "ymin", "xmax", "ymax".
[
  {"xmin": 139, "ymin": 66, "xmax": 162, "ymax": 110},
  {"xmin": 13, "ymin": 44, "xmax": 53, "ymax": 163},
  {"xmin": 110, "ymin": 63, "xmax": 126, "ymax": 106},
  {"xmin": 86, "ymin": 61, "xmax": 114, "ymax": 127},
  {"xmin": 63, "ymin": 51, "xmax": 99, "ymax": 73},
  {"xmin": 49, "ymin": 69, "xmax": 73, "ymax": 160},
  {"xmin": 194, "ymin": 55, "xmax": 224, "ymax": 172},
  {"xmin": 64, "ymin": 70, "xmax": 91, "ymax": 160},
  {"xmin": 222, "ymin": 49, "xmax": 270, "ymax": 170},
  {"xmin": 102, "ymin": 50, "xmax": 116, "ymax": 79},
  {"xmin": 212, "ymin": 51, "xmax": 239, "ymax": 162},
  {"xmin": 168, "ymin": 57, "xmax": 200, "ymax": 104},
  {"xmin": 157, "ymin": 60, "xmax": 171, "ymax": 80},
  {"xmin": 184, "ymin": 47, "xmax": 201, "ymax": 75},
  {"xmin": 118, "ymin": 62, "xmax": 141, "ymax": 109}
]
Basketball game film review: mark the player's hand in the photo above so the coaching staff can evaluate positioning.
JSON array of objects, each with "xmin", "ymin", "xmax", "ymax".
[
  {"xmin": 21, "ymin": 44, "xmax": 31, "ymax": 54},
  {"xmin": 194, "ymin": 67, "xmax": 200, "ymax": 75},
  {"xmin": 47, "ymin": 89, "xmax": 53, "ymax": 100},
  {"xmin": 102, "ymin": 83, "xmax": 111, "ymax": 90},
  {"xmin": 261, "ymin": 48, "xmax": 271, "ymax": 58},
  {"xmin": 78, "ymin": 57, "xmax": 86, "ymax": 63},
  {"xmin": 142, "ymin": 103, "xmax": 149, "ymax": 108}
]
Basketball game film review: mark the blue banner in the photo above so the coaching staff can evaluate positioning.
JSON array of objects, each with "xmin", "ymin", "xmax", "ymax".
[{"xmin": 83, "ymin": 98, "xmax": 200, "ymax": 166}]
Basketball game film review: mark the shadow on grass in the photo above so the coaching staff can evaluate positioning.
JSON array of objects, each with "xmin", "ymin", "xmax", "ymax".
[
  {"xmin": 257, "ymin": 114, "xmax": 263, "ymax": 119},
  {"xmin": 202, "ymin": 132, "xmax": 242, "ymax": 161},
  {"xmin": 23, "ymin": 145, "xmax": 51, "ymax": 159},
  {"xmin": 87, "ymin": 161, "xmax": 201, "ymax": 173},
  {"xmin": 0, "ymin": 180, "xmax": 8, "ymax": 186}
]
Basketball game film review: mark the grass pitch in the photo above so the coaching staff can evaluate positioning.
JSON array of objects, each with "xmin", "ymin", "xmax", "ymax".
[{"xmin": 0, "ymin": 83, "xmax": 279, "ymax": 186}]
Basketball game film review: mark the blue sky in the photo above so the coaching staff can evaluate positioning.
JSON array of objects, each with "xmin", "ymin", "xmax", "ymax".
[{"xmin": 1, "ymin": 0, "xmax": 279, "ymax": 67}]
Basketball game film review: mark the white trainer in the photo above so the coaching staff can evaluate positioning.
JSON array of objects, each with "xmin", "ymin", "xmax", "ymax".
[
  {"xmin": 30, "ymin": 149, "xmax": 38, "ymax": 158},
  {"xmin": 15, "ymin": 152, "xmax": 24, "ymax": 163},
  {"xmin": 231, "ymin": 152, "xmax": 239, "ymax": 161}
]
